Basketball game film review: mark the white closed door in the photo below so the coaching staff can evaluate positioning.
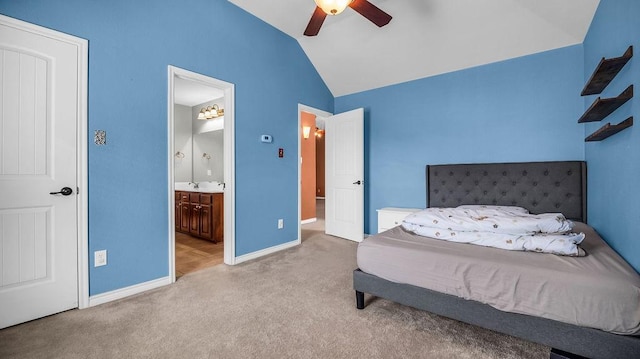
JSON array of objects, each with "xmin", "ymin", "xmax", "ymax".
[
  {"xmin": 0, "ymin": 16, "xmax": 80, "ymax": 328},
  {"xmin": 325, "ymin": 108, "xmax": 364, "ymax": 242}
]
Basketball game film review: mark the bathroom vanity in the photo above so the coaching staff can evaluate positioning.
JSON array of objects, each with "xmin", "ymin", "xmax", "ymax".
[{"xmin": 175, "ymin": 190, "xmax": 223, "ymax": 243}]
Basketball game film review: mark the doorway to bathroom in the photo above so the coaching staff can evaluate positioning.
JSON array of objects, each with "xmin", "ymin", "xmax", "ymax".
[{"xmin": 168, "ymin": 66, "xmax": 236, "ymax": 281}]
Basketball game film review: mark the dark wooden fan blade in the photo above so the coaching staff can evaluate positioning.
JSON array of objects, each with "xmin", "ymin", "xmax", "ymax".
[
  {"xmin": 304, "ymin": 7, "xmax": 327, "ymax": 36},
  {"xmin": 349, "ymin": 0, "xmax": 392, "ymax": 27}
]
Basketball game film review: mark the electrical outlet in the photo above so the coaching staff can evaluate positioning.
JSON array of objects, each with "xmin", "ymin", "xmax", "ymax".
[
  {"xmin": 278, "ymin": 219, "xmax": 284, "ymax": 229},
  {"xmin": 95, "ymin": 250, "xmax": 107, "ymax": 267}
]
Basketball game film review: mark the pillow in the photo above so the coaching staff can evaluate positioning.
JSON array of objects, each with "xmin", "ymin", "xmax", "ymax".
[{"xmin": 456, "ymin": 204, "xmax": 529, "ymax": 214}]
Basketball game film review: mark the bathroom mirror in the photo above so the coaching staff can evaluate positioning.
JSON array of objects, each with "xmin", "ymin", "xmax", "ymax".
[{"xmin": 174, "ymin": 93, "xmax": 224, "ymax": 186}]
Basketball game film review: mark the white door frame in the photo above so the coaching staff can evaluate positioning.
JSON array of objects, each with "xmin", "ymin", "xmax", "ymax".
[
  {"xmin": 297, "ymin": 104, "xmax": 332, "ymax": 242},
  {"xmin": 168, "ymin": 66, "xmax": 236, "ymax": 280},
  {"xmin": 0, "ymin": 15, "xmax": 90, "ymax": 309}
]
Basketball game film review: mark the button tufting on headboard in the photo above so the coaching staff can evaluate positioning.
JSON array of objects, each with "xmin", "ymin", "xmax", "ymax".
[{"xmin": 426, "ymin": 161, "xmax": 587, "ymax": 222}]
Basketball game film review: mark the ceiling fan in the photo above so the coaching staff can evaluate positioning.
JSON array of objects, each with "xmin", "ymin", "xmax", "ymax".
[{"xmin": 304, "ymin": 0, "xmax": 392, "ymax": 36}]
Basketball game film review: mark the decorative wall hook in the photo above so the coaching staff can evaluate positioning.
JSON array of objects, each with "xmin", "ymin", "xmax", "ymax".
[
  {"xmin": 202, "ymin": 153, "xmax": 211, "ymax": 160},
  {"xmin": 175, "ymin": 151, "xmax": 185, "ymax": 159}
]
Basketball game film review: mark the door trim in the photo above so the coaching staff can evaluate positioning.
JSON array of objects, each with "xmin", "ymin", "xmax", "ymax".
[
  {"xmin": 0, "ymin": 14, "xmax": 90, "ymax": 309},
  {"xmin": 297, "ymin": 104, "xmax": 332, "ymax": 243},
  {"xmin": 168, "ymin": 66, "xmax": 236, "ymax": 279}
]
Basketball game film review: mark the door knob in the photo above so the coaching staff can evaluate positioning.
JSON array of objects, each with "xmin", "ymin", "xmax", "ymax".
[
  {"xmin": 50, "ymin": 187, "xmax": 73, "ymax": 196},
  {"xmin": 353, "ymin": 180, "xmax": 363, "ymax": 185}
]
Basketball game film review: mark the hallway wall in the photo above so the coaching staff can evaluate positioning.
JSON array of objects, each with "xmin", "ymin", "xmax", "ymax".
[{"xmin": 301, "ymin": 111, "xmax": 317, "ymax": 220}]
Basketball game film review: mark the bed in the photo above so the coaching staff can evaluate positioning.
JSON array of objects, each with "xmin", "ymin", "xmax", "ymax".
[{"xmin": 353, "ymin": 161, "xmax": 640, "ymax": 359}]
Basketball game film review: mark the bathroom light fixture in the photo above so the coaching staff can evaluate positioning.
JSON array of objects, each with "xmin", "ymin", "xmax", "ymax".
[
  {"xmin": 315, "ymin": 0, "xmax": 352, "ymax": 15},
  {"xmin": 197, "ymin": 104, "xmax": 224, "ymax": 120},
  {"xmin": 303, "ymin": 126, "xmax": 311, "ymax": 139}
]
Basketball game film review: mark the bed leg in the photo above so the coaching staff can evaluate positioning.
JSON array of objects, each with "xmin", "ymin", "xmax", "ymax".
[
  {"xmin": 550, "ymin": 348, "xmax": 589, "ymax": 359},
  {"xmin": 356, "ymin": 290, "xmax": 365, "ymax": 309}
]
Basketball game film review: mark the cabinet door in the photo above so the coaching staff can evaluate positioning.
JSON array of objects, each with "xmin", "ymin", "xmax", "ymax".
[
  {"xmin": 175, "ymin": 192, "xmax": 181, "ymax": 231},
  {"xmin": 189, "ymin": 202, "xmax": 201, "ymax": 235},
  {"xmin": 213, "ymin": 193, "xmax": 224, "ymax": 242},
  {"xmin": 199, "ymin": 203, "xmax": 214, "ymax": 241},
  {"xmin": 178, "ymin": 192, "xmax": 191, "ymax": 233},
  {"xmin": 179, "ymin": 202, "xmax": 191, "ymax": 233}
]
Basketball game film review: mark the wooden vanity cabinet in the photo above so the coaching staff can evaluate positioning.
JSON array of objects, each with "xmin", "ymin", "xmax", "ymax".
[{"xmin": 176, "ymin": 191, "xmax": 223, "ymax": 243}]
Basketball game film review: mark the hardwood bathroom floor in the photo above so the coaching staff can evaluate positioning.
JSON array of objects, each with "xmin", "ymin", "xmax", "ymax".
[{"xmin": 175, "ymin": 232, "xmax": 224, "ymax": 278}]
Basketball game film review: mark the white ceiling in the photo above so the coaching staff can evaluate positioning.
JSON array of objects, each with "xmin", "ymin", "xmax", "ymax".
[
  {"xmin": 229, "ymin": 0, "xmax": 600, "ymax": 97},
  {"xmin": 174, "ymin": 77, "xmax": 224, "ymax": 107}
]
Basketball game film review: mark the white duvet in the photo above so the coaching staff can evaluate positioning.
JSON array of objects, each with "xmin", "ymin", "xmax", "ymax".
[{"xmin": 401, "ymin": 206, "xmax": 586, "ymax": 256}]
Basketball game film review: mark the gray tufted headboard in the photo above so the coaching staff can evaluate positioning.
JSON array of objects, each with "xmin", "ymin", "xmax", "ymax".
[{"xmin": 427, "ymin": 161, "xmax": 587, "ymax": 223}]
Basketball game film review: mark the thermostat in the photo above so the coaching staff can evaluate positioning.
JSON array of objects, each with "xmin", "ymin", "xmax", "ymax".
[{"xmin": 261, "ymin": 135, "xmax": 273, "ymax": 143}]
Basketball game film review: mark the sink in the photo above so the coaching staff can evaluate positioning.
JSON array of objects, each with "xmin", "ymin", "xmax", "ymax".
[
  {"xmin": 175, "ymin": 182, "xmax": 193, "ymax": 191},
  {"xmin": 175, "ymin": 182, "xmax": 223, "ymax": 193},
  {"xmin": 197, "ymin": 181, "xmax": 224, "ymax": 193}
]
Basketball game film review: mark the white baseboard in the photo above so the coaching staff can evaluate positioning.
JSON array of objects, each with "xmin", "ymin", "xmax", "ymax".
[
  {"xmin": 88, "ymin": 276, "xmax": 172, "ymax": 307},
  {"xmin": 301, "ymin": 218, "xmax": 317, "ymax": 224},
  {"xmin": 234, "ymin": 239, "xmax": 300, "ymax": 265}
]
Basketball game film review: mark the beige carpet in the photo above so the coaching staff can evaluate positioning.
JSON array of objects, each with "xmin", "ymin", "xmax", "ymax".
[{"xmin": 0, "ymin": 223, "xmax": 548, "ymax": 358}]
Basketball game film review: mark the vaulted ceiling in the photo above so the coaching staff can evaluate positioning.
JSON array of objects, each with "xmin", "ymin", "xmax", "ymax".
[{"xmin": 229, "ymin": 0, "xmax": 600, "ymax": 97}]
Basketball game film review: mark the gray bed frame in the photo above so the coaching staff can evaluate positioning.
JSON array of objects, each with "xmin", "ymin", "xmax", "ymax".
[{"xmin": 353, "ymin": 161, "xmax": 640, "ymax": 359}]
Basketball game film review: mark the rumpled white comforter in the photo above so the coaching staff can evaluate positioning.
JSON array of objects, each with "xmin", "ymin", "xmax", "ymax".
[{"xmin": 401, "ymin": 206, "xmax": 586, "ymax": 256}]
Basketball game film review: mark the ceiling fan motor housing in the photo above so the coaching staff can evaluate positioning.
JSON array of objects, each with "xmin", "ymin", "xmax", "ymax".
[{"xmin": 314, "ymin": 0, "xmax": 353, "ymax": 16}]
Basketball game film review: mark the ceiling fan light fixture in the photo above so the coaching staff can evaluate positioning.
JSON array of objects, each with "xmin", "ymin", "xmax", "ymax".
[{"xmin": 314, "ymin": 0, "xmax": 352, "ymax": 15}]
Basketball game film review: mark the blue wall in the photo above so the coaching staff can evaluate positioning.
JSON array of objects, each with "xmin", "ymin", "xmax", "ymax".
[
  {"xmin": 335, "ymin": 46, "xmax": 586, "ymax": 235},
  {"xmin": 0, "ymin": 0, "xmax": 333, "ymax": 295},
  {"xmin": 583, "ymin": 0, "xmax": 640, "ymax": 272},
  {"xmin": 3, "ymin": 0, "xmax": 637, "ymax": 297}
]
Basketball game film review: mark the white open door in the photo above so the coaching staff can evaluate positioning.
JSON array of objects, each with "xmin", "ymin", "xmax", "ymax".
[
  {"xmin": 325, "ymin": 108, "xmax": 364, "ymax": 242},
  {"xmin": 0, "ymin": 16, "xmax": 83, "ymax": 328}
]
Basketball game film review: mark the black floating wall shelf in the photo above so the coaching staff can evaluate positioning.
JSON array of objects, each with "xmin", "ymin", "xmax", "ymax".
[
  {"xmin": 581, "ymin": 46, "xmax": 633, "ymax": 96},
  {"xmin": 578, "ymin": 85, "xmax": 633, "ymax": 123},
  {"xmin": 585, "ymin": 117, "xmax": 634, "ymax": 142}
]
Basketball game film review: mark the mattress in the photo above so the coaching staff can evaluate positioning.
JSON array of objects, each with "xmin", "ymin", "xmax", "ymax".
[{"xmin": 357, "ymin": 222, "xmax": 640, "ymax": 335}]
